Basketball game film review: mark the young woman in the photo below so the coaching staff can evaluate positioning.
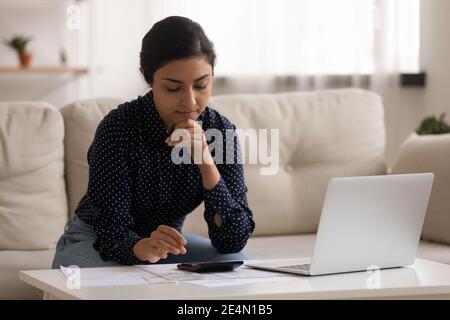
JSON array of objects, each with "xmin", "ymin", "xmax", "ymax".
[{"xmin": 52, "ymin": 16, "xmax": 255, "ymax": 268}]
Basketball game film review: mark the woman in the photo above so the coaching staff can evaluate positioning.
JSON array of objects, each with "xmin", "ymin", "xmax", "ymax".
[{"xmin": 52, "ymin": 16, "xmax": 255, "ymax": 268}]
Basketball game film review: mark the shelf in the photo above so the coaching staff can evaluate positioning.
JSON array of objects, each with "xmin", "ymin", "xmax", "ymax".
[{"xmin": 0, "ymin": 66, "xmax": 88, "ymax": 74}]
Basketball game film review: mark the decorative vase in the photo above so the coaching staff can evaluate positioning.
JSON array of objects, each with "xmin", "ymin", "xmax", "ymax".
[
  {"xmin": 391, "ymin": 132, "xmax": 450, "ymax": 244},
  {"xmin": 19, "ymin": 52, "xmax": 32, "ymax": 68}
]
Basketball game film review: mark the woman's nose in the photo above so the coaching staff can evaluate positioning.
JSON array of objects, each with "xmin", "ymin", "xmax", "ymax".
[{"xmin": 180, "ymin": 88, "xmax": 197, "ymax": 108}]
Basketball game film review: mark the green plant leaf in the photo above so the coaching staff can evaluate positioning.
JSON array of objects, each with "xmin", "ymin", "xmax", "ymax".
[
  {"xmin": 3, "ymin": 35, "xmax": 32, "ymax": 54},
  {"xmin": 416, "ymin": 112, "xmax": 450, "ymax": 135}
]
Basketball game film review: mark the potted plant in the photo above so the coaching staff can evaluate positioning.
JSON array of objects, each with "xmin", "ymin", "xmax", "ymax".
[
  {"xmin": 3, "ymin": 35, "xmax": 33, "ymax": 68},
  {"xmin": 415, "ymin": 113, "xmax": 450, "ymax": 135},
  {"xmin": 391, "ymin": 112, "xmax": 450, "ymax": 244}
]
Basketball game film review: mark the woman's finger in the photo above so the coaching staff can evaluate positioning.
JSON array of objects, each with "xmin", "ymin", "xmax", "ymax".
[
  {"xmin": 153, "ymin": 232, "xmax": 186, "ymax": 253},
  {"xmin": 157, "ymin": 225, "xmax": 187, "ymax": 247},
  {"xmin": 148, "ymin": 247, "xmax": 168, "ymax": 261},
  {"xmin": 173, "ymin": 119, "xmax": 197, "ymax": 129},
  {"xmin": 152, "ymin": 238, "xmax": 181, "ymax": 255}
]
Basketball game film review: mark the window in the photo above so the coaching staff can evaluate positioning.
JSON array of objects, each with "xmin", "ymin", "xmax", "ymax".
[{"xmin": 150, "ymin": 0, "xmax": 420, "ymax": 76}]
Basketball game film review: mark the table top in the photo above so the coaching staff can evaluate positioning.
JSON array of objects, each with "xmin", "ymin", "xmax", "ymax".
[{"xmin": 19, "ymin": 258, "xmax": 450, "ymax": 300}]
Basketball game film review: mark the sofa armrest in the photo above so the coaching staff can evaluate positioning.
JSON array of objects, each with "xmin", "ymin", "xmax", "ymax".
[{"xmin": 391, "ymin": 132, "xmax": 450, "ymax": 245}]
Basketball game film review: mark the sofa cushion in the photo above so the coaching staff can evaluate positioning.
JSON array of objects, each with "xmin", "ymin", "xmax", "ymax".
[
  {"xmin": 245, "ymin": 234, "xmax": 450, "ymax": 265},
  {"xmin": 0, "ymin": 249, "xmax": 55, "ymax": 299},
  {"xmin": 184, "ymin": 89, "xmax": 387, "ymax": 236},
  {"xmin": 0, "ymin": 102, "xmax": 67, "ymax": 250},
  {"xmin": 60, "ymin": 98, "xmax": 124, "ymax": 217},
  {"xmin": 391, "ymin": 132, "xmax": 450, "ymax": 245}
]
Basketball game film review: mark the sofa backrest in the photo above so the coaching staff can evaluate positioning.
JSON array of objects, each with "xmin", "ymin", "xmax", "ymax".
[
  {"xmin": 0, "ymin": 102, "xmax": 67, "ymax": 250},
  {"xmin": 60, "ymin": 98, "xmax": 125, "ymax": 219},
  {"xmin": 62, "ymin": 89, "xmax": 386, "ymax": 238},
  {"xmin": 185, "ymin": 89, "xmax": 386, "ymax": 236}
]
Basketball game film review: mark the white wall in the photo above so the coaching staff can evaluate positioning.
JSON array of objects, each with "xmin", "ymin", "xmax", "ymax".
[
  {"xmin": 421, "ymin": 0, "xmax": 450, "ymax": 120},
  {"xmin": 383, "ymin": 0, "xmax": 450, "ymax": 167},
  {"xmin": 382, "ymin": 87, "xmax": 425, "ymax": 167},
  {"xmin": 0, "ymin": 0, "xmax": 151, "ymax": 106},
  {"xmin": 0, "ymin": 1, "xmax": 84, "ymax": 106},
  {"xmin": 87, "ymin": 0, "xmax": 150, "ymax": 100}
]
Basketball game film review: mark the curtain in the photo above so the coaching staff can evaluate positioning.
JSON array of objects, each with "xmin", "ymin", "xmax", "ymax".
[{"xmin": 147, "ymin": 0, "xmax": 420, "ymax": 94}]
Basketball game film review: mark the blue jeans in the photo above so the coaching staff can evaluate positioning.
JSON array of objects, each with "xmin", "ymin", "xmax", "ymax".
[{"xmin": 52, "ymin": 215, "xmax": 248, "ymax": 268}]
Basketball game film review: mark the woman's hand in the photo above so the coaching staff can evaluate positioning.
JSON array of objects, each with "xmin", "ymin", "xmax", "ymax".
[
  {"xmin": 165, "ymin": 119, "xmax": 213, "ymax": 165},
  {"xmin": 166, "ymin": 119, "xmax": 221, "ymax": 191},
  {"xmin": 133, "ymin": 225, "xmax": 187, "ymax": 263},
  {"xmin": 164, "ymin": 119, "xmax": 222, "ymax": 224}
]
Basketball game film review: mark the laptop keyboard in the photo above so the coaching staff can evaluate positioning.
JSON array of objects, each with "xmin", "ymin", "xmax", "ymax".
[{"xmin": 280, "ymin": 263, "xmax": 311, "ymax": 271}]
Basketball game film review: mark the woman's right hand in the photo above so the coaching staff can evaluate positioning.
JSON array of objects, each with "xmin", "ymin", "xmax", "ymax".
[{"xmin": 133, "ymin": 225, "xmax": 187, "ymax": 263}]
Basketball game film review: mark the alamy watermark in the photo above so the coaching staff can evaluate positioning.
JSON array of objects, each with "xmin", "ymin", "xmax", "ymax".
[
  {"xmin": 168, "ymin": 124, "xmax": 280, "ymax": 176},
  {"xmin": 66, "ymin": 5, "xmax": 81, "ymax": 30},
  {"xmin": 366, "ymin": 265, "xmax": 381, "ymax": 289},
  {"xmin": 62, "ymin": 265, "xmax": 81, "ymax": 290}
]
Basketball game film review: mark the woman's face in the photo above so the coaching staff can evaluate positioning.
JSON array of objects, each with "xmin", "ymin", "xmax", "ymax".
[{"xmin": 151, "ymin": 56, "xmax": 213, "ymax": 130}]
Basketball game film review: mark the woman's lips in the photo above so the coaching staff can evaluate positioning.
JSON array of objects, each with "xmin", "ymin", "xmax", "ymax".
[{"xmin": 176, "ymin": 111, "xmax": 197, "ymax": 119}]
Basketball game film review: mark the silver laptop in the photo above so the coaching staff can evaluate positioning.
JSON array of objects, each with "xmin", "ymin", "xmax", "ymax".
[{"xmin": 246, "ymin": 173, "xmax": 434, "ymax": 276}]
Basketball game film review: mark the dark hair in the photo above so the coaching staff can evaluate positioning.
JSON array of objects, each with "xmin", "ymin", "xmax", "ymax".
[{"xmin": 140, "ymin": 16, "xmax": 216, "ymax": 86}]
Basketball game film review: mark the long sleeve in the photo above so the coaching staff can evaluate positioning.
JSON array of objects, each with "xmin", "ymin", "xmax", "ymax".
[
  {"xmin": 87, "ymin": 112, "xmax": 143, "ymax": 265},
  {"xmin": 203, "ymin": 125, "xmax": 255, "ymax": 253}
]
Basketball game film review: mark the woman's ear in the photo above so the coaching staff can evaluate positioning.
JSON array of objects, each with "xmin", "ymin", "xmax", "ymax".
[{"xmin": 139, "ymin": 68, "xmax": 152, "ymax": 88}]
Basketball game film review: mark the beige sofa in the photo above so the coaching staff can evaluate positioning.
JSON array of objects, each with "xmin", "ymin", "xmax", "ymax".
[{"xmin": 1, "ymin": 89, "xmax": 449, "ymax": 300}]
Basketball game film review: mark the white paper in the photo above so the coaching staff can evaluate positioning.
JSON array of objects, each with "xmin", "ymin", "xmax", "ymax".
[
  {"xmin": 188, "ymin": 276, "xmax": 294, "ymax": 288},
  {"xmin": 59, "ymin": 266, "xmax": 150, "ymax": 287},
  {"xmin": 59, "ymin": 264, "xmax": 296, "ymax": 288},
  {"xmin": 136, "ymin": 264, "xmax": 218, "ymax": 282},
  {"xmin": 137, "ymin": 265, "xmax": 290, "ymax": 280},
  {"xmin": 135, "ymin": 264, "xmax": 295, "ymax": 288}
]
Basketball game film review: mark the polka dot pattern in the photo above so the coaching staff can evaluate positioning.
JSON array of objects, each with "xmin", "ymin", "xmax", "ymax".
[{"xmin": 75, "ymin": 90, "xmax": 255, "ymax": 265}]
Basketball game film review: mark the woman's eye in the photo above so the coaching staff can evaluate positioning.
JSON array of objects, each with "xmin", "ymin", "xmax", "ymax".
[{"xmin": 166, "ymin": 85, "xmax": 207, "ymax": 92}]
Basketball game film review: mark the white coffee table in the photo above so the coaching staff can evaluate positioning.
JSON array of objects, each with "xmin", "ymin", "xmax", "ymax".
[{"xmin": 19, "ymin": 258, "xmax": 450, "ymax": 300}]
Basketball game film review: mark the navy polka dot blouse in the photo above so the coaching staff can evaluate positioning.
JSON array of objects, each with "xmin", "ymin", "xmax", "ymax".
[{"xmin": 75, "ymin": 90, "xmax": 255, "ymax": 265}]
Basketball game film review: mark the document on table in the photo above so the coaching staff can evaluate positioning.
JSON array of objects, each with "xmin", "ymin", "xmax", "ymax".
[
  {"xmin": 58, "ymin": 265, "xmax": 176, "ymax": 287},
  {"xmin": 58, "ymin": 264, "xmax": 295, "ymax": 288},
  {"xmin": 135, "ymin": 264, "xmax": 295, "ymax": 287}
]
